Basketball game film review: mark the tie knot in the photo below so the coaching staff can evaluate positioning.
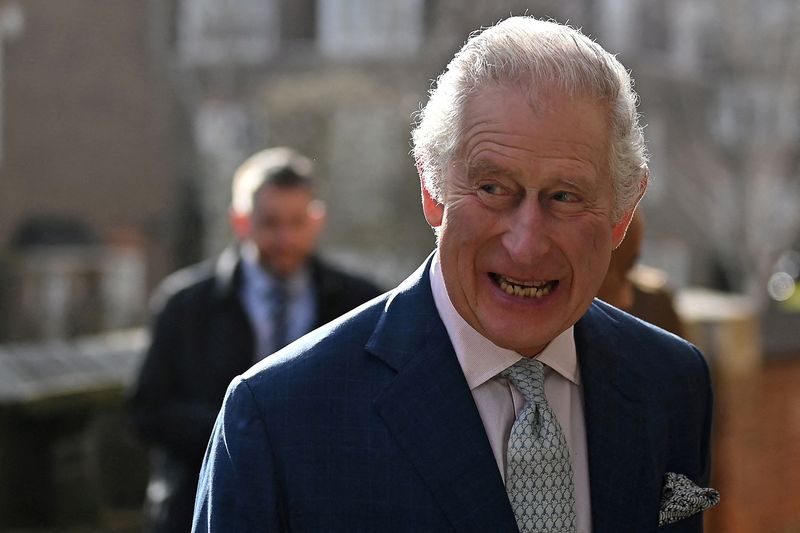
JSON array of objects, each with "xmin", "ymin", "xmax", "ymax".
[{"xmin": 501, "ymin": 357, "xmax": 546, "ymax": 405}]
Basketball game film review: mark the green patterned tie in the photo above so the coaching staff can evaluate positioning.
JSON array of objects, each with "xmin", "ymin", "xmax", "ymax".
[{"xmin": 502, "ymin": 357, "xmax": 577, "ymax": 533}]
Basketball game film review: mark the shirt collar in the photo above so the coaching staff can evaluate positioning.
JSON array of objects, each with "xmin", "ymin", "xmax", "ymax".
[{"xmin": 429, "ymin": 251, "xmax": 580, "ymax": 390}]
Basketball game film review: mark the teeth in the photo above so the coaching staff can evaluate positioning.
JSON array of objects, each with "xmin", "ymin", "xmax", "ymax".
[
  {"xmin": 502, "ymin": 276, "xmax": 550, "ymax": 288},
  {"xmin": 498, "ymin": 276, "xmax": 554, "ymax": 298}
]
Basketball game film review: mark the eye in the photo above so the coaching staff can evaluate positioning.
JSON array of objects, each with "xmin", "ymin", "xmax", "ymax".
[
  {"xmin": 552, "ymin": 191, "xmax": 579, "ymax": 202},
  {"xmin": 476, "ymin": 181, "xmax": 516, "ymax": 210},
  {"xmin": 479, "ymin": 183, "xmax": 506, "ymax": 195},
  {"xmin": 549, "ymin": 190, "xmax": 586, "ymax": 215}
]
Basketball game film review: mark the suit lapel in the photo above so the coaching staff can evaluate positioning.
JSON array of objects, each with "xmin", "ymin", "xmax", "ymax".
[
  {"xmin": 367, "ymin": 258, "xmax": 517, "ymax": 532},
  {"xmin": 366, "ymin": 264, "xmax": 663, "ymax": 531},
  {"xmin": 576, "ymin": 303, "xmax": 661, "ymax": 531}
]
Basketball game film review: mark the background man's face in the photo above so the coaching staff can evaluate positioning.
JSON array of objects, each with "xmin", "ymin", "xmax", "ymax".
[
  {"xmin": 422, "ymin": 86, "xmax": 633, "ymax": 356},
  {"xmin": 240, "ymin": 184, "xmax": 324, "ymax": 278}
]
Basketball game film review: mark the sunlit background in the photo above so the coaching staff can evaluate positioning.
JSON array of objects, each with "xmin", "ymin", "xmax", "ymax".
[{"xmin": 0, "ymin": 1, "xmax": 798, "ymax": 531}]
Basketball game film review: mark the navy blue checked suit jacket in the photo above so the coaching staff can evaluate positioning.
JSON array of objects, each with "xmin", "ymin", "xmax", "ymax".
[{"xmin": 193, "ymin": 256, "xmax": 713, "ymax": 532}]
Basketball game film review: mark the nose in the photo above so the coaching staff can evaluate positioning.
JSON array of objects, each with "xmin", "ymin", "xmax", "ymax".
[
  {"xmin": 274, "ymin": 220, "xmax": 300, "ymax": 244},
  {"xmin": 501, "ymin": 197, "xmax": 552, "ymax": 265}
]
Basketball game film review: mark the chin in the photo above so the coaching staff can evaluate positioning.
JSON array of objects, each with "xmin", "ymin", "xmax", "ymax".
[
  {"xmin": 267, "ymin": 260, "xmax": 299, "ymax": 276},
  {"xmin": 481, "ymin": 323, "xmax": 544, "ymax": 353}
]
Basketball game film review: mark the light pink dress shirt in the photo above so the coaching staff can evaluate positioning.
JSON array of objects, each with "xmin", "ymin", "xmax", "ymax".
[{"xmin": 429, "ymin": 253, "xmax": 592, "ymax": 533}]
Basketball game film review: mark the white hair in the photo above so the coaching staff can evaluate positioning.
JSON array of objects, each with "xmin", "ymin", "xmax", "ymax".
[{"xmin": 411, "ymin": 16, "xmax": 648, "ymax": 222}]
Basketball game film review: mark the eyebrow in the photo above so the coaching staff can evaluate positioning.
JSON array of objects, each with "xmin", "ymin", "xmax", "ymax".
[
  {"xmin": 465, "ymin": 160, "xmax": 518, "ymax": 181},
  {"xmin": 464, "ymin": 158, "xmax": 600, "ymax": 192}
]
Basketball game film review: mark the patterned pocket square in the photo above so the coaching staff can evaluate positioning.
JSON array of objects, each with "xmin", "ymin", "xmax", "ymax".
[{"xmin": 659, "ymin": 472, "xmax": 720, "ymax": 526}]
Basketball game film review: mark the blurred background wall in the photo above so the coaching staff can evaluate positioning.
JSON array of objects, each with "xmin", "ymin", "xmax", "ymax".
[
  {"xmin": 0, "ymin": 0, "xmax": 798, "ymax": 531},
  {"xmin": 1, "ymin": 0, "xmax": 799, "ymax": 336}
]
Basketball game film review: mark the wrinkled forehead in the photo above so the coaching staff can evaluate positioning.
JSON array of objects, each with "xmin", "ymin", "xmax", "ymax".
[
  {"xmin": 471, "ymin": 78, "xmax": 612, "ymax": 119},
  {"xmin": 453, "ymin": 83, "xmax": 613, "ymax": 158}
]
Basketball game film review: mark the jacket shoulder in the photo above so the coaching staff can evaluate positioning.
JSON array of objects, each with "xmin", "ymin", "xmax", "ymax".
[
  {"xmin": 589, "ymin": 298, "xmax": 693, "ymax": 345},
  {"xmin": 241, "ymin": 292, "xmax": 390, "ymax": 389},
  {"xmin": 583, "ymin": 299, "xmax": 708, "ymax": 378},
  {"xmin": 313, "ymin": 257, "xmax": 383, "ymax": 295},
  {"xmin": 149, "ymin": 258, "xmax": 220, "ymax": 315}
]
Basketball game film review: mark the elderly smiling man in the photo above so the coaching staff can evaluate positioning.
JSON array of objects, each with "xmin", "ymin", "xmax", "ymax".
[{"xmin": 193, "ymin": 17, "xmax": 718, "ymax": 533}]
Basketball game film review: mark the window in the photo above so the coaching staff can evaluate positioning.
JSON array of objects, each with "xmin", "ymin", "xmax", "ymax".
[
  {"xmin": 594, "ymin": 0, "xmax": 635, "ymax": 54},
  {"xmin": 176, "ymin": 0, "xmax": 279, "ymax": 66},
  {"xmin": 317, "ymin": 0, "xmax": 425, "ymax": 59}
]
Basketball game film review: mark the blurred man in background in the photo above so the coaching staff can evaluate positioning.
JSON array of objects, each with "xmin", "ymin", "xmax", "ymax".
[{"xmin": 129, "ymin": 146, "xmax": 382, "ymax": 533}]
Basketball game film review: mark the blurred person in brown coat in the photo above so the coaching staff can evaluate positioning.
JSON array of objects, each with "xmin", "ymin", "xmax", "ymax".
[{"xmin": 597, "ymin": 211, "xmax": 685, "ymax": 337}]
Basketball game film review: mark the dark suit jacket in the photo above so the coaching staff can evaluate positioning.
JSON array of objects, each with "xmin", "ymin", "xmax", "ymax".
[
  {"xmin": 193, "ymin": 257, "xmax": 713, "ymax": 532},
  {"xmin": 129, "ymin": 246, "xmax": 383, "ymax": 533}
]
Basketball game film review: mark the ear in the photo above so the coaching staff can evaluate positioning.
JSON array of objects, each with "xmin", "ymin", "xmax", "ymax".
[
  {"xmin": 420, "ymin": 178, "xmax": 444, "ymax": 228},
  {"xmin": 611, "ymin": 208, "xmax": 636, "ymax": 249},
  {"xmin": 611, "ymin": 174, "xmax": 648, "ymax": 249},
  {"xmin": 307, "ymin": 199, "xmax": 327, "ymax": 235},
  {"xmin": 229, "ymin": 208, "xmax": 251, "ymax": 240}
]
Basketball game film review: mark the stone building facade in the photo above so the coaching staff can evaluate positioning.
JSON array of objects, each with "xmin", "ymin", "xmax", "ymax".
[
  {"xmin": 0, "ymin": 0, "xmax": 187, "ymax": 340},
  {"xmin": 1, "ymin": 0, "xmax": 797, "ymax": 341}
]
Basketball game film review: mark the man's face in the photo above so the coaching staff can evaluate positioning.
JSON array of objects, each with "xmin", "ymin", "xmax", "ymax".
[
  {"xmin": 422, "ymin": 86, "xmax": 634, "ymax": 356},
  {"xmin": 234, "ymin": 184, "xmax": 324, "ymax": 278}
]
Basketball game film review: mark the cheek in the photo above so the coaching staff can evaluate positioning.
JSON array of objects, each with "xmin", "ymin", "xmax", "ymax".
[
  {"xmin": 588, "ymin": 238, "xmax": 613, "ymax": 285},
  {"xmin": 252, "ymin": 229, "xmax": 272, "ymax": 246},
  {"xmin": 590, "ymin": 234, "xmax": 611, "ymax": 266},
  {"xmin": 444, "ymin": 202, "xmax": 501, "ymax": 246},
  {"xmin": 299, "ymin": 229, "xmax": 319, "ymax": 250},
  {"xmin": 564, "ymin": 223, "xmax": 613, "ymax": 278}
]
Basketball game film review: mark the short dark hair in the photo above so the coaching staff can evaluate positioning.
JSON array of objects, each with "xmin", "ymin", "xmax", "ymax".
[{"xmin": 231, "ymin": 147, "xmax": 315, "ymax": 214}]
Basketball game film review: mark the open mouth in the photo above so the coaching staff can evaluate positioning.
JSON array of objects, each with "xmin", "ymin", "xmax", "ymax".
[{"xmin": 490, "ymin": 273, "xmax": 558, "ymax": 298}]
